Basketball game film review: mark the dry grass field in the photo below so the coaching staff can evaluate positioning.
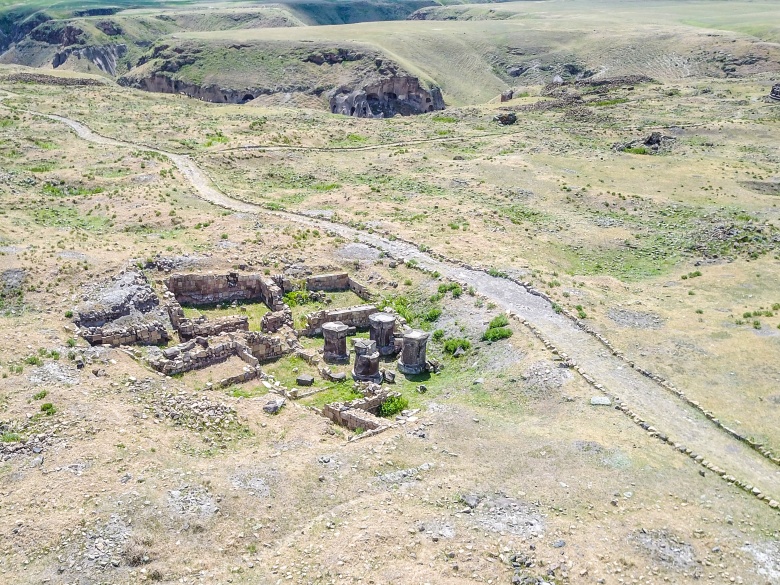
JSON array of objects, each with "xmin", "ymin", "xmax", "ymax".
[{"xmin": 0, "ymin": 1, "xmax": 779, "ymax": 584}]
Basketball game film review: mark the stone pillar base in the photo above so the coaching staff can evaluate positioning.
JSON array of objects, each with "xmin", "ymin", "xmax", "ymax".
[{"xmin": 397, "ymin": 360, "xmax": 427, "ymax": 376}]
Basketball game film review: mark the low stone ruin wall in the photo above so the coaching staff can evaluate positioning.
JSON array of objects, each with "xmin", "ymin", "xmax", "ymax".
[
  {"xmin": 165, "ymin": 272, "xmax": 284, "ymax": 310},
  {"xmin": 321, "ymin": 389, "xmax": 400, "ymax": 432},
  {"xmin": 348, "ymin": 278, "xmax": 373, "ymax": 301},
  {"xmin": 218, "ymin": 366, "xmax": 262, "ymax": 388},
  {"xmin": 166, "ymin": 298, "xmax": 249, "ymax": 339},
  {"xmin": 178, "ymin": 315, "xmax": 249, "ymax": 340},
  {"xmin": 306, "ymin": 272, "xmax": 350, "ymax": 292},
  {"xmin": 322, "ymin": 404, "xmax": 387, "ymax": 431},
  {"xmin": 149, "ymin": 336, "xmax": 242, "ymax": 375},
  {"xmin": 261, "ymin": 307, "xmax": 293, "ymax": 333},
  {"xmin": 243, "ymin": 330, "xmax": 292, "ymax": 362},
  {"xmin": 81, "ymin": 321, "xmax": 169, "ymax": 347},
  {"xmin": 301, "ymin": 304, "xmax": 377, "ymax": 336}
]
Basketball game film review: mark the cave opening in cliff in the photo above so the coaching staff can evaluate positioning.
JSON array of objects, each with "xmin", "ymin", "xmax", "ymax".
[{"xmin": 241, "ymin": 94, "xmax": 255, "ymax": 103}]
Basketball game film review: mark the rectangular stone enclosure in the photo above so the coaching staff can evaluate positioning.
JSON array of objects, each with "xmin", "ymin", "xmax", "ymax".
[{"xmin": 165, "ymin": 272, "xmax": 284, "ymax": 311}]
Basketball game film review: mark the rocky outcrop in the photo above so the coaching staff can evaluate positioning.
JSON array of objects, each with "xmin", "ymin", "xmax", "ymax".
[
  {"xmin": 75, "ymin": 271, "xmax": 159, "ymax": 328},
  {"xmin": 118, "ymin": 73, "xmax": 271, "ymax": 104},
  {"xmin": 770, "ymin": 83, "xmax": 780, "ymax": 101},
  {"xmin": 329, "ymin": 76, "xmax": 444, "ymax": 118},
  {"xmin": 52, "ymin": 44, "xmax": 127, "ymax": 76}
]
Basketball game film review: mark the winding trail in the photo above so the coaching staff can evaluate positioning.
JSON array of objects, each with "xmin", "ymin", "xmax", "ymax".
[{"xmin": 18, "ymin": 107, "xmax": 780, "ymax": 509}]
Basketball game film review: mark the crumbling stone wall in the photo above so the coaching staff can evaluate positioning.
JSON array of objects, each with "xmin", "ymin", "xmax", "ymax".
[
  {"xmin": 165, "ymin": 297, "xmax": 249, "ymax": 339},
  {"xmin": 218, "ymin": 366, "xmax": 262, "ymax": 388},
  {"xmin": 243, "ymin": 330, "xmax": 292, "ymax": 362},
  {"xmin": 165, "ymin": 272, "xmax": 284, "ymax": 310},
  {"xmin": 261, "ymin": 306, "xmax": 293, "ymax": 333},
  {"xmin": 321, "ymin": 388, "xmax": 400, "ymax": 432},
  {"xmin": 149, "ymin": 335, "xmax": 252, "ymax": 376},
  {"xmin": 306, "ymin": 272, "xmax": 350, "ymax": 292},
  {"xmin": 301, "ymin": 304, "xmax": 377, "ymax": 336},
  {"xmin": 80, "ymin": 320, "xmax": 169, "ymax": 347},
  {"xmin": 178, "ymin": 315, "xmax": 249, "ymax": 340}
]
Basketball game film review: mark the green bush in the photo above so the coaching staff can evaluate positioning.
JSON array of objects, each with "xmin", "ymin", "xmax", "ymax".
[
  {"xmin": 33, "ymin": 390, "xmax": 48, "ymax": 400},
  {"xmin": 443, "ymin": 337, "xmax": 470, "ymax": 354},
  {"xmin": 40, "ymin": 402, "xmax": 56, "ymax": 416},
  {"xmin": 378, "ymin": 395, "xmax": 409, "ymax": 418},
  {"xmin": 283, "ymin": 290, "xmax": 312, "ymax": 307},
  {"xmin": 482, "ymin": 327, "xmax": 513, "ymax": 342},
  {"xmin": 489, "ymin": 314, "xmax": 509, "ymax": 329},
  {"xmin": 432, "ymin": 329, "xmax": 445, "ymax": 341},
  {"xmin": 25, "ymin": 355, "xmax": 43, "ymax": 366},
  {"xmin": 423, "ymin": 307, "xmax": 442, "ymax": 322}
]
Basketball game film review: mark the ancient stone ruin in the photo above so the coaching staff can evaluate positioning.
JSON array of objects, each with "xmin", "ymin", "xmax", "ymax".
[
  {"xmin": 352, "ymin": 339, "xmax": 381, "ymax": 383},
  {"xmin": 321, "ymin": 383, "xmax": 400, "ymax": 434},
  {"xmin": 72, "ymin": 267, "xmax": 420, "ymax": 437},
  {"xmin": 397, "ymin": 330, "xmax": 429, "ymax": 375},
  {"xmin": 322, "ymin": 321, "xmax": 351, "ymax": 364},
  {"xmin": 369, "ymin": 312, "xmax": 397, "ymax": 356},
  {"xmin": 329, "ymin": 76, "xmax": 445, "ymax": 118}
]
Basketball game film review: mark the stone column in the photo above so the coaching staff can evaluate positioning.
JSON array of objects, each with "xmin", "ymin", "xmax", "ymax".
[
  {"xmin": 352, "ymin": 338, "xmax": 381, "ymax": 383},
  {"xmin": 397, "ymin": 330, "xmax": 429, "ymax": 375},
  {"xmin": 322, "ymin": 321, "xmax": 350, "ymax": 363},
  {"xmin": 369, "ymin": 312, "xmax": 397, "ymax": 356}
]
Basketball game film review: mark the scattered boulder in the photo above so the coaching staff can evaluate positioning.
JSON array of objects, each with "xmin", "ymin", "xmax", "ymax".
[
  {"xmin": 493, "ymin": 112, "xmax": 517, "ymax": 126},
  {"xmin": 590, "ymin": 396, "xmax": 612, "ymax": 406},
  {"xmin": 296, "ymin": 374, "xmax": 314, "ymax": 387},
  {"xmin": 769, "ymin": 83, "xmax": 780, "ymax": 101},
  {"xmin": 263, "ymin": 397, "xmax": 286, "ymax": 415}
]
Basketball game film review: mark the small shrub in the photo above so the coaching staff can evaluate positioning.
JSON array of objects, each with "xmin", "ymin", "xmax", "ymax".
[
  {"xmin": 432, "ymin": 329, "xmax": 445, "ymax": 341},
  {"xmin": 695, "ymin": 309, "xmax": 703, "ymax": 314},
  {"xmin": 40, "ymin": 402, "xmax": 56, "ymax": 416},
  {"xmin": 482, "ymin": 327, "xmax": 513, "ymax": 342},
  {"xmin": 752, "ymin": 320, "xmax": 761, "ymax": 330},
  {"xmin": 423, "ymin": 307, "xmax": 442, "ymax": 322},
  {"xmin": 25, "ymin": 355, "xmax": 42, "ymax": 366},
  {"xmin": 575, "ymin": 304, "xmax": 587, "ymax": 319},
  {"xmin": 64, "ymin": 310, "xmax": 73, "ymax": 318},
  {"xmin": 33, "ymin": 390, "xmax": 48, "ymax": 400},
  {"xmin": 1, "ymin": 432, "xmax": 21, "ymax": 442},
  {"xmin": 379, "ymin": 395, "xmax": 409, "ymax": 418},
  {"xmin": 443, "ymin": 337, "xmax": 470, "ymax": 354},
  {"xmin": 489, "ymin": 314, "xmax": 509, "ymax": 329}
]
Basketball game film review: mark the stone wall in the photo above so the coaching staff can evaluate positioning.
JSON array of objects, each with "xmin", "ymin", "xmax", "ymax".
[
  {"xmin": 178, "ymin": 315, "xmax": 249, "ymax": 340},
  {"xmin": 306, "ymin": 272, "xmax": 350, "ymax": 292},
  {"xmin": 321, "ymin": 388, "xmax": 400, "ymax": 432},
  {"xmin": 348, "ymin": 278, "xmax": 373, "ymax": 301},
  {"xmin": 243, "ymin": 330, "xmax": 292, "ymax": 362},
  {"xmin": 261, "ymin": 307, "xmax": 293, "ymax": 333},
  {"xmin": 218, "ymin": 366, "xmax": 262, "ymax": 388},
  {"xmin": 301, "ymin": 304, "xmax": 377, "ymax": 336},
  {"xmin": 81, "ymin": 320, "xmax": 170, "ymax": 347},
  {"xmin": 165, "ymin": 272, "xmax": 284, "ymax": 311},
  {"xmin": 149, "ymin": 335, "xmax": 251, "ymax": 376}
]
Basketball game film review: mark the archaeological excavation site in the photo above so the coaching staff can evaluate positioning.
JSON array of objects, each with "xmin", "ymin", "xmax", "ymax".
[{"xmin": 74, "ymin": 267, "xmax": 432, "ymax": 438}]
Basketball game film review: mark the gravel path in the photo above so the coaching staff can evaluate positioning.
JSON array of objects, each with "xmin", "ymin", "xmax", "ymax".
[{"xmin": 29, "ymin": 109, "xmax": 780, "ymax": 507}]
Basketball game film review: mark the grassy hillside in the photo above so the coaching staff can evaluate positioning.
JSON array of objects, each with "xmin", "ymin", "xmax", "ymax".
[{"xmin": 169, "ymin": 2, "xmax": 780, "ymax": 105}]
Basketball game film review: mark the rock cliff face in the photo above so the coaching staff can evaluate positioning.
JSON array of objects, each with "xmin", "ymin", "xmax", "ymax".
[
  {"xmin": 52, "ymin": 44, "xmax": 127, "ymax": 76},
  {"xmin": 118, "ymin": 73, "xmax": 271, "ymax": 104},
  {"xmin": 329, "ymin": 76, "xmax": 444, "ymax": 118}
]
